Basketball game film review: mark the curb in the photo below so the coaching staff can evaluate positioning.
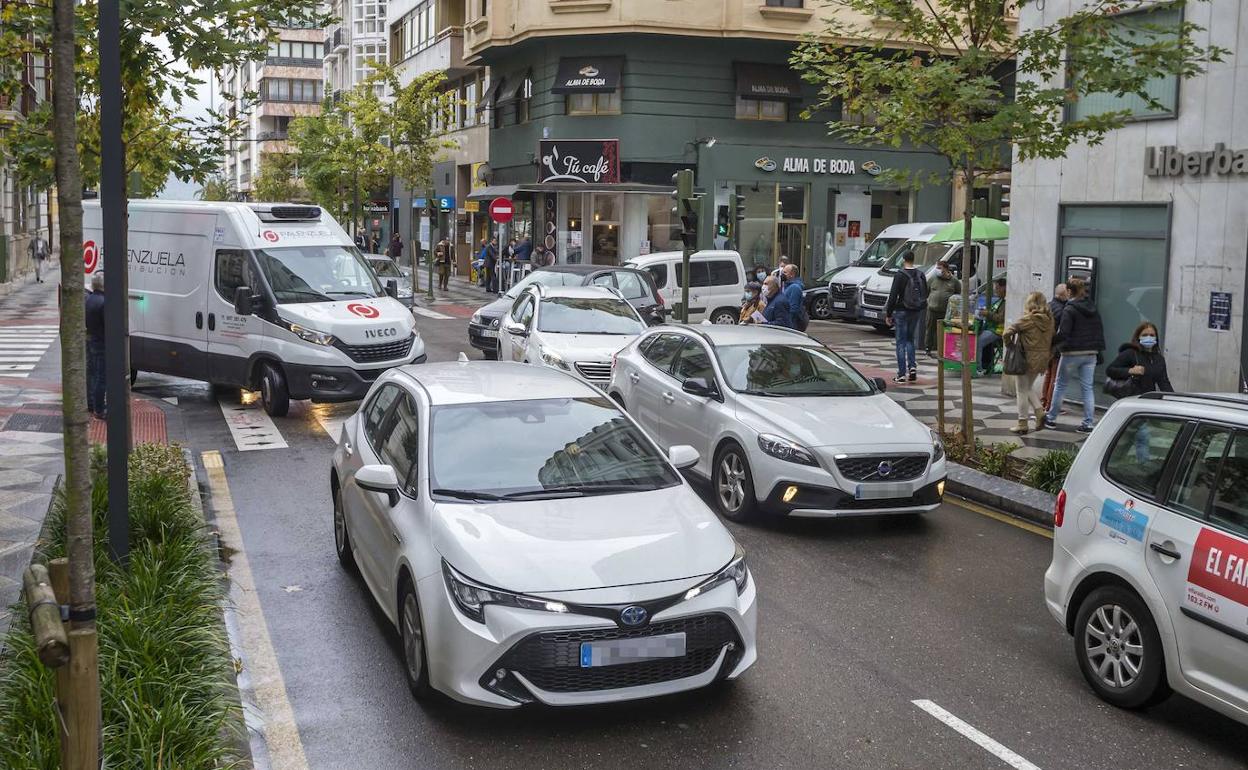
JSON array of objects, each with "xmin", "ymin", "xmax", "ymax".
[{"xmin": 946, "ymin": 461, "xmax": 1056, "ymax": 529}]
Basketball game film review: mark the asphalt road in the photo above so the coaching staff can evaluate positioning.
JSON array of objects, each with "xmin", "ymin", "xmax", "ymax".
[{"xmin": 137, "ymin": 312, "xmax": 1248, "ymax": 770}]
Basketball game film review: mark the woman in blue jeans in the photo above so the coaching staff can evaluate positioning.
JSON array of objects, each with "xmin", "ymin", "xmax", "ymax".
[{"xmin": 1043, "ymin": 277, "xmax": 1105, "ymax": 433}]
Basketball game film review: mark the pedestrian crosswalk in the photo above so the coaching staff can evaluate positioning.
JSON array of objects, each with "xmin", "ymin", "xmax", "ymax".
[{"xmin": 0, "ymin": 325, "xmax": 58, "ymax": 378}]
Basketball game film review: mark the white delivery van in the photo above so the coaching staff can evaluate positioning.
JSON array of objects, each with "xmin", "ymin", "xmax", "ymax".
[
  {"xmin": 857, "ymin": 225, "xmax": 1004, "ymax": 330},
  {"xmin": 82, "ymin": 200, "xmax": 425, "ymax": 416},
  {"xmin": 624, "ymin": 250, "xmax": 746, "ymax": 324},
  {"xmin": 825, "ymin": 222, "xmax": 940, "ymax": 321}
]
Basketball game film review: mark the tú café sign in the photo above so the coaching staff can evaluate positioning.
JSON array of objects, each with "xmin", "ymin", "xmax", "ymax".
[
  {"xmin": 754, "ymin": 156, "xmax": 883, "ymax": 176},
  {"xmin": 1146, "ymin": 144, "xmax": 1248, "ymax": 177},
  {"xmin": 538, "ymin": 139, "xmax": 621, "ymax": 184}
]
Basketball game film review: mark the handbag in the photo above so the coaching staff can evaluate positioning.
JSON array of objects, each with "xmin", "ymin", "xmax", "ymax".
[
  {"xmin": 1003, "ymin": 338, "xmax": 1027, "ymax": 376},
  {"xmin": 1102, "ymin": 351, "xmax": 1142, "ymax": 399}
]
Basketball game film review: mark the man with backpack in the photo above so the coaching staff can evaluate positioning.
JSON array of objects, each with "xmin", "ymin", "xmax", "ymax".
[
  {"xmin": 781, "ymin": 263, "xmax": 808, "ymax": 331},
  {"xmin": 884, "ymin": 251, "xmax": 928, "ymax": 383}
]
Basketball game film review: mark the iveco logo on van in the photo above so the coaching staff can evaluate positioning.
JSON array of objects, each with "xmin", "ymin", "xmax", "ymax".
[
  {"xmin": 128, "ymin": 248, "xmax": 188, "ymax": 276},
  {"xmin": 364, "ymin": 327, "xmax": 398, "ymax": 339}
]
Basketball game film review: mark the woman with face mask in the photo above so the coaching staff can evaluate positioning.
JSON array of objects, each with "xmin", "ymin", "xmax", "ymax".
[
  {"xmin": 739, "ymin": 281, "xmax": 766, "ymax": 324},
  {"xmin": 1105, "ymin": 321, "xmax": 1174, "ymax": 396}
]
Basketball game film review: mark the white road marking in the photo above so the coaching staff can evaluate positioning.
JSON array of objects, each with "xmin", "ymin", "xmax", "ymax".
[
  {"xmin": 202, "ymin": 451, "xmax": 309, "ymax": 770},
  {"xmin": 162, "ymin": 396, "xmax": 179, "ymax": 405},
  {"xmin": 0, "ymin": 327, "xmax": 57, "ymax": 374},
  {"xmin": 912, "ymin": 700, "xmax": 1041, "ymax": 770},
  {"xmin": 218, "ymin": 399, "xmax": 289, "ymax": 451},
  {"xmin": 411, "ymin": 305, "xmax": 454, "ymax": 320}
]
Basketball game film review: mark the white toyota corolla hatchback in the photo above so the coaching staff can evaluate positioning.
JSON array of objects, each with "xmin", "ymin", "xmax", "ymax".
[{"xmin": 330, "ymin": 360, "xmax": 757, "ymax": 708}]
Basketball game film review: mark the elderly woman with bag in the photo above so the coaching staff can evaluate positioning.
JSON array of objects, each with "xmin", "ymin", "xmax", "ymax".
[{"xmin": 1002, "ymin": 291, "xmax": 1055, "ymax": 435}]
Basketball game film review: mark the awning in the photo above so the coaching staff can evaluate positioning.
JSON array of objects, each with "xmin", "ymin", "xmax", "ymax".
[
  {"xmin": 466, "ymin": 184, "xmax": 520, "ymax": 202},
  {"xmin": 476, "ymin": 77, "xmax": 503, "ymax": 113},
  {"xmin": 551, "ymin": 57, "xmax": 623, "ymax": 94},
  {"xmin": 734, "ymin": 62, "xmax": 803, "ymax": 102}
]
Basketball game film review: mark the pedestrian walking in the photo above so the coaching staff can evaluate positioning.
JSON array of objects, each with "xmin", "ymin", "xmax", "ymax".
[
  {"xmin": 761, "ymin": 275, "xmax": 792, "ymax": 328},
  {"xmin": 369, "ymin": 233, "xmax": 381, "ymax": 253},
  {"xmin": 354, "ymin": 231, "xmax": 367, "ymax": 250},
  {"xmin": 739, "ymin": 281, "xmax": 765, "ymax": 324},
  {"xmin": 781, "ymin": 264, "xmax": 807, "ymax": 331},
  {"xmin": 28, "ymin": 232, "xmax": 49, "ymax": 283},
  {"xmin": 435, "ymin": 236, "xmax": 451, "ymax": 292},
  {"xmin": 388, "ymin": 232, "xmax": 404, "ymax": 263},
  {"xmin": 923, "ymin": 258, "xmax": 960, "ymax": 356},
  {"xmin": 85, "ymin": 272, "xmax": 107, "ymax": 419},
  {"xmin": 1104, "ymin": 321, "xmax": 1173, "ymax": 398},
  {"xmin": 1002, "ymin": 291, "xmax": 1055, "ymax": 434},
  {"xmin": 976, "ymin": 277, "xmax": 1008, "ymax": 374},
  {"xmin": 1041, "ymin": 282, "xmax": 1069, "ymax": 409},
  {"xmin": 1043, "ymin": 277, "xmax": 1105, "ymax": 433},
  {"xmin": 883, "ymin": 250, "xmax": 928, "ymax": 383}
]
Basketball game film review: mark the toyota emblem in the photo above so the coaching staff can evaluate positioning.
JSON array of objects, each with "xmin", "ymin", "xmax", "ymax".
[
  {"xmin": 877, "ymin": 461, "xmax": 894, "ymax": 478},
  {"xmin": 619, "ymin": 605, "xmax": 648, "ymax": 627}
]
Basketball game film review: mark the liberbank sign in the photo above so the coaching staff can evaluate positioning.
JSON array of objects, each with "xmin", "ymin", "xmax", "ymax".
[{"xmin": 1145, "ymin": 144, "xmax": 1248, "ymax": 177}]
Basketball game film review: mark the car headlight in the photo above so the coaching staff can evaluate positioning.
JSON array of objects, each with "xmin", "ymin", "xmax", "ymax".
[
  {"xmin": 930, "ymin": 429, "xmax": 945, "ymax": 463},
  {"xmin": 757, "ymin": 433, "xmax": 818, "ymax": 466},
  {"xmin": 471, "ymin": 312, "xmax": 482, "ymax": 325},
  {"xmin": 684, "ymin": 544, "xmax": 748, "ymax": 600},
  {"xmin": 442, "ymin": 561, "xmax": 568, "ymax": 624},
  {"xmin": 281, "ymin": 318, "xmax": 335, "ymax": 346},
  {"xmin": 540, "ymin": 348, "xmax": 571, "ymax": 370}
]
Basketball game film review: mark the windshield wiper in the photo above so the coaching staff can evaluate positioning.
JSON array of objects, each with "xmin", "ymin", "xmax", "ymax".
[
  {"xmin": 501, "ymin": 484, "xmax": 647, "ymax": 499},
  {"xmin": 278, "ymin": 289, "xmax": 333, "ymax": 302},
  {"xmin": 431, "ymin": 488, "xmax": 504, "ymax": 502},
  {"xmin": 326, "ymin": 290, "xmax": 373, "ymax": 297},
  {"xmin": 738, "ymin": 389, "xmax": 785, "ymax": 397}
]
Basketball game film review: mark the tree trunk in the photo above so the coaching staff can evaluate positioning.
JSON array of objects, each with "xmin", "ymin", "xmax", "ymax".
[{"xmin": 959, "ymin": 158, "xmax": 975, "ymax": 442}]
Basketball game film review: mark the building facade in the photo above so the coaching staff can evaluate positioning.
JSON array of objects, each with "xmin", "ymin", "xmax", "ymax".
[
  {"xmin": 1008, "ymin": 0, "xmax": 1248, "ymax": 394},
  {"xmin": 220, "ymin": 23, "xmax": 324, "ymax": 199},
  {"xmin": 461, "ymin": 0, "xmax": 953, "ymax": 278},
  {"xmin": 0, "ymin": 41, "xmax": 52, "ymax": 285}
]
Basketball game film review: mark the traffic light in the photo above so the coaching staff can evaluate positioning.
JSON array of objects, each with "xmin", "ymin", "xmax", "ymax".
[
  {"xmin": 716, "ymin": 205, "xmax": 729, "ymax": 238},
  {"xmin": 671, "ymin": 169, "xmax": 698, "ymax": 251},
  {"xmin": 728, "ymin": 192, "xmax": 746, "ymax": 247},
  {"xmin": 989, "ymin": 182, "xmax": 1010, "ymax": 222}
]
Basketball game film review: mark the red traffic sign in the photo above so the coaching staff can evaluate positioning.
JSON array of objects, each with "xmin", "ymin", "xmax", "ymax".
[{"xmin": 489, "ymin": 197, "xmax": 515, "ymax": 224}]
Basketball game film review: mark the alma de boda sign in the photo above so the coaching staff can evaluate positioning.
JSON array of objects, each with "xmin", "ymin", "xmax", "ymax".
[
  {"xmin": 1146, "ymin": 144, "xmax": 1248, "ymax": 177},
  {"xmin": 538, "ymin": 140, "xmax": 620, "ymax": 184}
]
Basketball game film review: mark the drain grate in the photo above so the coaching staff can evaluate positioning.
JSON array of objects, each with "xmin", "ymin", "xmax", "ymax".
[{"xmin": 3, "ymin": 410, "xmax": 63, "ymax": 433}]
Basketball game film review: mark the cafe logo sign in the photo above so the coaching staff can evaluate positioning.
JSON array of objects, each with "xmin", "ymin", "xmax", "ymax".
[
  {"xmin": 1146, "ymin": 144, "xmax": 1248, "ymax": 177},
  {"xmin": 539, "ymin": 139, "xmax": 620, "ymax": 184}
]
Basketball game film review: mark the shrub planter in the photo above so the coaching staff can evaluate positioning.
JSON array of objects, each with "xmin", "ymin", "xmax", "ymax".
[{"xmin": 947, "ymin": 461, "xmax": 1057, "ymax": 528}]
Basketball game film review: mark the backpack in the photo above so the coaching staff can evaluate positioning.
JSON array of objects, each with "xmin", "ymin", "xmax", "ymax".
[
  {"xmin": 794, "ymin": 302, "xmax": 809, "ymax": 332},
  {"xmin": 902, "ymin": 268, "xmax": 928, "ymax": 310}
]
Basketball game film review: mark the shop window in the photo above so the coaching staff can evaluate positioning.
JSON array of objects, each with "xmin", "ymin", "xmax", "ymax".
[
  {"xmin": 1068, "ymin": 6, "xmax": 1180, "ymax": 122},
  {"xmin": 591, "ymin": 194, "xmax": 621, "ymax": 264},
  {"xmin": 561, "ymin": 194, "xmax": 584, "ymax": 264},
  {"xmin": 736, "ymin": 97, "xmax": 786, "ymax": 121},
  {"xmin": 568, "ymin": 90, "xmax": 621, "ymax": 116},
  {"xmin": 644, "ymin": 194, "xmax": 678, "ymax": 253},
  {"xmin": 778, "ymin": 185, "xmax": 806, "ymax": 221}
]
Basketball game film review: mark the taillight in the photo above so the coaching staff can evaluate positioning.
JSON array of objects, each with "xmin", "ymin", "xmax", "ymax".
[{"xmin": 1054, "ymin": 489, "xmax": 1067, "ymax": 528}]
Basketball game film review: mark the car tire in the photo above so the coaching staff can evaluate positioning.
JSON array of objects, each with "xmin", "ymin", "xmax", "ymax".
[
  {"xmin": 258, "ymin": 362, "xmax": 290, "ymax": 417},
  {"xmin": 713, "ymin": 443, "xmax": 758, "ymax": 523},
  {"xmin": 332, "ymin": 481, "xmax": 356, "ymax": 572},
  {"xmin": 810, "ymin": 295, "xmax": 831, "ymax": 320},
  {"xmin": 1073, "ymin": 585, "xmax": 1170, "ymax": 709},
  {"xmin": 871, "ymin": 324, "xmax": 891, "ymax": 334},
  {"xmin": 398, "ymin": 577, "xmax": 433, "ymax": 700},
  {"xmin": 710, "ymin": 308, "xmax": 739, "ymax": 325}
]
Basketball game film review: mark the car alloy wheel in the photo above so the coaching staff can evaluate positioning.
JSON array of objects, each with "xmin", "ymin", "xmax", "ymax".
[
  {"xmin": 1084, "ymin": 604, "xmax": 1143, "ymax": 689},
  {"xmin": 399, "ymin": 579, "xmax": 432, "ymax": 699},
  {"xmin": 333, "ymin": 484, "xmax": 355, "ymax": 571},
  {"xmin": 1073, "ymin": 585, "xmax": 1169, "ymax": 709},
  {"xmin": 811, "ymin": 296, "xmax": 831, "ymax": 319},
  {"xmin": 713, "ymin": 445, "xmax": 757, "ymax": 522}
]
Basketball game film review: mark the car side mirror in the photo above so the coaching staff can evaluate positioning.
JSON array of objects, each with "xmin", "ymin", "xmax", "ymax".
[
  {"xmin": 356, "ymin": 464, "xmax": 400, "ymax": 507},
  {"xmin": 871, "ymin": 377, "xmax": 887, "ymax": 392},
  {"xmin": 233, "ymin": 285, "xmax": 255, "ymax": 316},
  {"xmin": 668, "ymin": 444, "xmax": 700, "ymax": 470},
  {"xmin": 682, "ymin": 376, "xmax": 718, "ymax": 400},
  {"xmin": 504, "ymin": 321, "xmax": 528, "ymax": 337},
  {"xmin": 385, "ymin": 279, "xmax": 398, "ymax": 299}
]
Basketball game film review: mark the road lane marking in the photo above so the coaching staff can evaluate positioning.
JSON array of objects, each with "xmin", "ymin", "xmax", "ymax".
[
  {"xmin": 912, "ymin": 700, "xmax": 1041, "ymax": 770},
  {"xmin": 412, "ymin": 305, "xmax": 454, "ymax": 320},
  {"xmin": 202, "ymin": 451, "xmax": 309, "ymax": 770},
  {"xmin": 218, "ymin": 398, "xmax": 288, "ymax": 451},
  {"xmin": 947, "ymin": 496, "xmax": 1053, "ymax": 539}
]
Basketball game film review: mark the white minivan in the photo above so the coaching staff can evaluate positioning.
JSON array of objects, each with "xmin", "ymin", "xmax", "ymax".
[
  {"xmin": 625, "ymin": 250, "xmax": 746, "ymax": 325},
  {"xmin": 83, "ymin": 200, "xmax": 425, "ymax": 416},
  {"xmin": 824, "ymin": 223, "xmax": 936, "ymax": 321}
]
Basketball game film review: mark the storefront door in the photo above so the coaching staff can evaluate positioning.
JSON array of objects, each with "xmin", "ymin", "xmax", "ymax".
[{"xmin": 777, "ymin": 224, "xmax": 806, "ymax": 271}]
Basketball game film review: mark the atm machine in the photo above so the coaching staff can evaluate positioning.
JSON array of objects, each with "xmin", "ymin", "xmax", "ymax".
[{"xmin": 1064, "ymin": 255, "xmax": 1098, "ymax": 301}]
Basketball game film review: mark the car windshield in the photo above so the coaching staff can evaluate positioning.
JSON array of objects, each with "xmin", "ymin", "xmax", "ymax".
[
  {"xmin": 429, "ymin": 397, "xmax": 680, "ymax": 499},
  {"xmin": 716, "ymin": 343, "xmax": 873, "ymax": 396},
  {"xmin": 883, "ymin": 241, "xmax": 953, "ymax": 273},
  {"xmin": 505, "ymin": 269, "xmax": 583, "ymax": 299},
  {"xmin": 855, "ymin": 237, "xmax": 905, "ymax": 267},
  {"xmin": 537, "ymin": 297, "xmax": 644, "ymax": 335},
  {"xmin": 369, "ymin": 259, "xmax": 404, "ymax": 278},
  {"xmin": 255, "ymin": 246, "xmax": 382, "ymax": 304}
]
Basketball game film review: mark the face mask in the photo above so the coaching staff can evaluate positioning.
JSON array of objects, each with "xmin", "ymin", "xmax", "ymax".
[
  {"xmin": 743, "ymin": 292, "xmax": 755, "ymax": 302},
  {"xmin": 761, "ymin": 286, "xmax": 772, "ymax": 300},
  {"xmin": 755, "ymin": 271, "xmax": 766, "ymax": 281},
  {"xmin": 1139, "ymin": 335, "xmax": 1157, "ymax": 349}
]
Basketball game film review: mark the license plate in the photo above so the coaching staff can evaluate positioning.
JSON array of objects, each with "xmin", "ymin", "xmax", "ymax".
[
  {"xmin": 580, "ymin": 632, "xmax": 687, "ymax": 668},
  {"xmin": 833, "ymin": 301, "xmax": 847, "ymax": 309},
  {"xmin": 854, "ymin": 482, "xmax": 914, "ymax": 500},
  {"xmin": 481, "ymin": 329, "xmax": 498, "ymax": 338},
  {"xmin": 862, "ymin": 309, "xmax": 880, "ymax": 319}
]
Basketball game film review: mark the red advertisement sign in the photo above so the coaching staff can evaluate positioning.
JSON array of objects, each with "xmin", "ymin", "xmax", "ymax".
[{"xmin": 1188, "ymin": 527, "xmax": 1248, "ymax": 607}]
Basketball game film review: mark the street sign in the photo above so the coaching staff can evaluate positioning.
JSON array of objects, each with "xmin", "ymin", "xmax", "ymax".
[
  {"xmin": 489, "ymin": 197, "xmax": 515, "ymax": 224},
  {"xmin": 438, "ymin": 196, "xmax": 455, "ymax": 211}
]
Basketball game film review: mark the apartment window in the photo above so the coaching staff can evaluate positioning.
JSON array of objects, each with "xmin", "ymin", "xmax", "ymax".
[
  {"xmin": 567, "ymin": 90, "xmax": 620, "ymax": 116},
  {"xmin": 353, "ymin": 0, "xmax": 385, "ymax": 36},
  {"xmin": 517, "ymin": 72, "xmax": 533, "ymax": 123},
  {"xmin": 463, "ymin": 79, "xmax": 478, "ymax": 127},
  {"xmin": 736, "ymin": 97, "xmax": 786, "ymax": 121},
  {"xmin": 261, "ymin": 78, "xmax": 322, "ymax": 103},
  {"xmin": 267, "ymin": 41, "xmax": 324, "ymax": 61},
  {"xmin": 1068, "ymin": 6, "xmax": 1181, "ymax": 121},
  {"xmin": 353, "ymin": 43, "xmax": 385, "ymax": 84},
  {"xmin": 765, "ymin": 0, "xmax": 804, "ymax": 6},
  {"xmin": 396, "ymin": 1, "xmax": 436, "ymax": 61}
]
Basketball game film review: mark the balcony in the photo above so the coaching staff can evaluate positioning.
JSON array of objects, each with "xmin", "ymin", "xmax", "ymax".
[
  {"xmin": 324, "ymin": 26, "xmax": 347, "ymax": 54},
  {"xmin": 396, "ymin": 27, "xmax": 471, "ymax": 82}
]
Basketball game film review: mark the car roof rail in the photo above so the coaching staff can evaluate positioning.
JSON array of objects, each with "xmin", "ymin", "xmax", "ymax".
[{"xmin": 1138, "ymin": 391, "xmax": 1248, "ymax": 409}]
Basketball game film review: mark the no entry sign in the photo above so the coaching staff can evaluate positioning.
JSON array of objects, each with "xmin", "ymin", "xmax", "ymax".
[{"xmin": 489, "ymin": 197, "xmax": 515, "ymax": 224}]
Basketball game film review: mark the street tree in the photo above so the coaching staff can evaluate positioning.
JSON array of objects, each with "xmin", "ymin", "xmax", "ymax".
[
  {"xmin": 252, "ymin": 151, "xmax": 304, "ymax": 202},
  {"xmin": 197, "ymin": 175, "xmax": 236, "ymax": 201},
  {"xmin": 792, "ymin": 0, "xmax": 1226, "ymax": 442}
]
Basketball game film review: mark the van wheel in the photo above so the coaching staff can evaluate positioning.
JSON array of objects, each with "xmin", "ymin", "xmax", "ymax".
[
  {"xmin": 713, "ymin": 443, "xmax": 758, "ymax": 523},
  {"xmin": 1073, "ymin": 585, "xmax": 1170, "ymax": 709},
  {"xmin": 710, "ymin": 308, "xmax": 738, "ymax": 325},
  {"xmin": 258, "ymin": 362, "xmax": 290, "ymax": 417},
  {"xmin": 398, "ymin": 577, "xmax": 433, "ymax": 700}
]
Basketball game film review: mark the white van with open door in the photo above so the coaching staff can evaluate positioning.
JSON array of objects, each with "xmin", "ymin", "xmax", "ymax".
[{"xmin": 82, "ymin": 200, "xmax": 425, "ymax": 416}]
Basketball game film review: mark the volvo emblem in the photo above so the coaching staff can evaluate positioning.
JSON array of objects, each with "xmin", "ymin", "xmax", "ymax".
[
  {"xmin": 877, "ymin": 460, "xmax": 894, "ymax": 478},
  {"xmin": 619, "ymin": 605, "xmax": 648, "ymax": 627}
]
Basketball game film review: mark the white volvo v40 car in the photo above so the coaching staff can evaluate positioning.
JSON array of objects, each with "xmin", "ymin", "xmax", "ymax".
[
  {"xmin": 330, "ymin": 361, "xmax": 757, "ymax": 708},
  {"xmin": 608, "ymin": 324, "xmax": 947, "ymax": 521},
  {"xmin": 499, "ymin": 285, "xmax": 646, "ymax": 389}
]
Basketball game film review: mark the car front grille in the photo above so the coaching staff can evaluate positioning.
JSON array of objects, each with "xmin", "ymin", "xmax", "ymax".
[
  {"xmin": 829, "ymin": 284, "xmax": 858, "ymax": 302},
  {"xmin": 491, "ymin": 613, "xmax": 741, "ymax": 694},
  {"xmin": 836, "ymin": 454, "xmax": 929, "ymax": 482},
  {"xmin": 574, "ymin": 361, "xmax": 612, "ymax": 382},
  {"xmin": 861, "ymin": 291, "xmax": 890, "ymax": 308},
  {"xmin": 335, "ymin": 335, "xmax": 414, "ymax": 364}
]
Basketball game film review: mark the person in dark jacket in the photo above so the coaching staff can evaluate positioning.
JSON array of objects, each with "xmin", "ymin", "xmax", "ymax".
[
  {"xmin": 1041, "ymin": 282, "xmax": 1069, "ymax": 410},
  {"xmin": 761, "ymin": 275, "xmax": 792, "ymax": 328},
  {"xmin": 1043, "ymin": 277, "xmax": 1105, "ymax": 433},
  {"xmin": 883, "ymin": 250, "xmax": 927, "ymax": 383},
  {"xmin": 85, "ymin": 272, "xmax": 107, "ymax": 419},
  {"xmin": 484, "ymin": 236, "xmax": 499, "ymax": 293},
  {"xmin": 387, "ymin": 233, "xmax": 403, "ymax": 262},
  {"xmin": 1105, "ymin": 321, "xmax": 1173, "ymax": 395},
  {"xmin": 781, "ymin": 264, "xmax": 805, "ymax": 327}
]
